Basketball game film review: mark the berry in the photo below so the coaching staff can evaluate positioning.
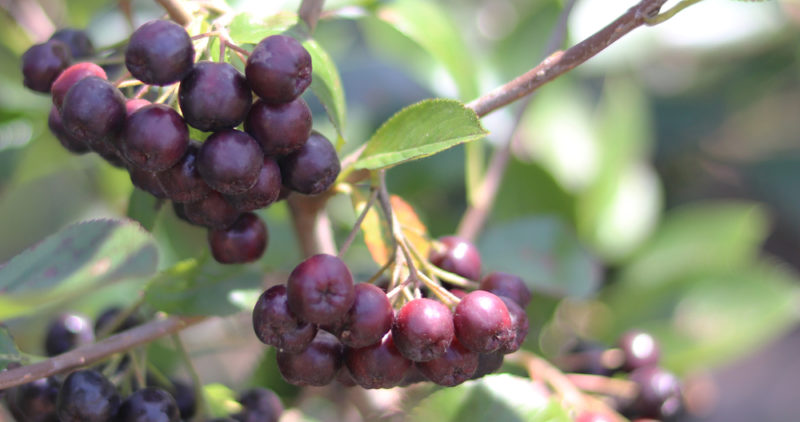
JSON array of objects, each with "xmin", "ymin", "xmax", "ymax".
[
  {"xmin": 44, "ymin": 313, "xmax": 94, "ymax": 356},
  {"xmin": 286, "ymin": 254, "xmax": 355, "ymax": 325},
  {"xmin": 197, "ymin": 129, "xmax": 263, "ymax": 194},
  {"xmin": 183, "ymin": 190, "xmax": 240, "ymax": 229},
  {"xmin": 453, "ymin": 290, "xmax": 513, "ymax": 354},
  {"xmin": 480, "ymin": 271, "xmax": 531, "ymax": 308},
  {"xmin": 57, "ymin": 369, "xmax": 120, "ymax": 422},
  {"xmin": 48, "ymin": 106, "xmax": 89, "ymax": 154},
  {"xmin": 497, "ymin": 296, "xmax": 528, "ymax": 354},
  {"xmin": 125, "ymin": 98, "xmax": 151, "ymax": 115},
  {"xmin": 344, "ymin": 332, "xmax": 411, "ymax": 389},
  {"xmin": 121, "ymin": 103, "xmax": 189, "ymax": 172},
  {"xmin": 225, "ymin": 156, "xmax": 282, "ymax": 211},
  {"xmin": 94, "ymin": 306, "xmax": 141, "ymax": 335},
  {"xmin": 279, "ymin": 131, "xmax": 340, "ymax": 195},
  {"xmin": 245, "ymin": 98, "xmax": 312, "ymax": 156},
  {"xmin": 92, "ymin": 140, "xmax": 127, "ymax": 168},
  {"xmin": 51, "ymin": 62, "xmax": 106, "ymax": 110},
  {"xmin": 617, "ymin": 330, "xmax": 660, "ymax": 372},
  {"xmin": 566, "ymin": 340, "xmax": 615, "ymax": 376},
  {"xmin": 179, "ymin": 61, "xmax": 252, "ymax": 132},
  {"xmin": 21, "ymin": 40, "xmax": 72, "ymax": 92},
  {"xmin": 116, "ymin": 387, "xmax": 180, "ymax": 422},
  {"xmin": 157, "ymin": 140, "xmax": 212, "ymax": 203},
  {"xmin": 338, "ymin": 283, "xmax": 394, "ymax": 348},
  {"xmin": 416, "ymin": 337, "xmax": 478, "ymax": 386},
  {"xmin": 234, "ymin": 388, "xmax": 283, "ymax": 422},
  {"xmin": 276, "ymin": 331, "xmax": 343, "ymax": 387},
  {"xmin": 50, "ymin": 28, "xmax": 95, "ymax": 59},
  {"xmin": 392, "ymin": 298, "xmax": 454, "ymax": 362},
  {"xmin": 246, "ymin": 35, "xmax": 312, "ymax": 104},
  {"xmin": 125, "ymin": 20, "xmax": 194, "ymax": 85},
  {"xmin": 429, "ymin": 236, "xmax": 482, "ymax": 281},
  {"xmin": 169, "ymin": 380, "xmax": 196, "ymax": 420},
  {"xmin": 128, "ymin": 166, "xmax": 168, "ymax": 199},
  {"xmin": 208, "ymin": 212, "xmax": 268, "ymax": 264},
  {"xmin": 472, "ymin": 351, "xmax": 504, "ymax": 379},
  {"xmin": 625, "ymin": 366, "xmax": 682, "ymax": 420},
  {"xmin": 6, "ymin": 376, "xmax": 60, "ymax": 422},
  {"xmin": 252, "ymin": 285, "xmax": 317, "ymax": 353},
  {"xmin": 60, "ymin": 76, "xmax": 126, "ymax": 146}
]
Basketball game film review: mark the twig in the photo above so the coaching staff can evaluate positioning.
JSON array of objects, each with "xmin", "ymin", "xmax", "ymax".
[
  {"xmin": 287, "ymin": 193, "xmax": 337, "ymax": 257},
  {"xmin": 0, "ymin": 315, "xmax": 205, "ymax": 390},
  {"xmin": 338, "ymin": 187, "xmax": 378, "ymax": 258},
  {"xmin": 566, "ymin": 373, "xmax": 638, "ymax": 400},
  {"xmin": 465, "ymin": 0, "xmax": 667, "ymax": 118},
  {"xmin": 172, "ymin": 333, "xmax": 208, "ymax": 419},
  {"xmin": 298, "ymin": 0, "xmax": 326, "ymax": 34},
  {"xmin": 154, "ymin": 0, "xmax": 193, "ymax": 26}
]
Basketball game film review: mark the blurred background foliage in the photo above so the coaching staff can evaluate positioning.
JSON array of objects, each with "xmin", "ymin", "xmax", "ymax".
[{"xmin": 1, "ymin": 0, "xmax": 800, "ymax": 420}]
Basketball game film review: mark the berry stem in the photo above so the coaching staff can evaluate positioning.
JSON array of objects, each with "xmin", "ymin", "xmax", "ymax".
[
  {"xmin": 338, "ymin": 187, "xmax": 378, "ymax": 258},
  {"xmin": 172, "ymin": 333, "xmax": 209, "ymax": 420},
  {"xmin": 565, "ymin": 373, "xmax": 639, "ymax": 400},
  {"xmin": 0, "ymin": 315, "xmax": 205, "ymax": 390}
]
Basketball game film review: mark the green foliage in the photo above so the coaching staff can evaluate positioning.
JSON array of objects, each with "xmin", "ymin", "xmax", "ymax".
[
  {"xmin": 409, "ymin": 374, "xmax": 570, "ymax": 422},
  {"xmin": 0, "ymin": 219, "xmax": 158, "ymax": 319},
  {"xmin": 127, "ymin": 189, "xmax": 164, "ymax": 231},
  {"xmin": 354, "ymin": 99, "xmax": 487, "ymax": 170},
  {"xmin": 204, "ymin": 383, "xmax": 242, "ymax": 418},
  {"xmin": 0, "ymin": 325, "xmax": 20, "ymax": 370}
]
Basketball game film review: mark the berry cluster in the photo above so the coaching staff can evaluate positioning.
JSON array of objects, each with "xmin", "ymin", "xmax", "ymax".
[
  {"xmin": 565, "ymin": 331, "xmax": 683, "ymax": 421},
  {"xmin": 252, "ymin": 235, "xmax": 531, "ymax": 389},
  {"xmin": 22, "ymin": 21, "xmax": 340, "ymax": 265}
]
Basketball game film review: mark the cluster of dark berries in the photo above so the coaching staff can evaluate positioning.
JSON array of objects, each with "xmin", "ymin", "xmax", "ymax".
[
  {"xmin": 252, "ymin": 243, "xmax": 531, "ymax": 389},
  {"xmin": 22, "ymin": 20, "xmax": 341, "ymax": 265},
  {"xmin": 564, "ymin": 331, "xmax": 683, "ymax": 421}
]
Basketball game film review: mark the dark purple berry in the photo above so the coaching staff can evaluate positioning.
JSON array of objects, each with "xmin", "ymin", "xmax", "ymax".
[
  {"xmin": 225, "ymin": 156, "xmax": 282, "ymax": 211},
  {"xmin": 245, "ymin": 98, "xmax": 312, "ymax": 156},
  {"xmin": 6, "ymin": 376, "xmax": 60, "ymax": 422},
  {"xmin": 392, "ymin": 298, "xmax": 454, "ymax": 362},
  {"xmin": 167, "ymin": 380, "xmax": 196, "ymax": 420},
  {"xmin": 276, "ymin": 331, "xmax": 343, "ymax": 387},
  {"xmin": 429, "ymin": 235, "xmax": 482, "ymax": 281},
  {"xmin": 208, "ymin": 212, "xmax": 268, "ymax": 264},
  {"xmin": 279, "ymin": 131, "xmax": 340, "ymax": 195},
  {"xmin": 565, "ymin": 340, "xmax": 614, "ymax": 376},
  {"xmin": 48, "ymin": 106, "xmax": 89, "ymax": 154},
  {"xmin": 128, "ymin": 166, "xmax": 168, "ymax": 198},
  {"xmin": 344, "ymin": 332, "xmax": 411, "ymax": 389},
  {"xmin": 338, "ymin": 283, "xmax": 394, "ymax": 348},
  {"xmin": 472, "ymin": 351, "xmax": 504, "ymax": 379},
  {"xmin": 61, "ymin": 76, "xmax": 126, "ymax": 146},
  {"xmin": 179, "ymin": 61, "xmax": 252, "ymax": 132},
  {"xmin": 183, "ymin": 190, "xmax": 240, "ymax": 229},
  {"xmin": 125, "ymin": 20, "xmax": 194, "ymax": 85},
  {"xmin": 121, "ymin": 103, "xmax": 189, "ymax": 171},
  {"xmin": 44, "ymin": 313, "xmax": 94, "ymax": 357},
  {"xmin": 57, "ymin": 370, "xmax": 120, "ymax": 422},
  {"xmin": 21, "ymin": 40, "xmax": 71, "ymax": 92},
  {"xmin": 286, "ymin": 254, "xmax": 355, "ymax": 325},
  {"xmin": 617, "ymin": 330, "xmax": 660, "ymax": 372},
  {"xmin": 234, "ymin": 388, "xmax": 283, "ymax": 422},
  {"xmin": 453, "ymin": 290, "xmax": 513, "ymax": 354},
  {"xmin": 245, "ymin": 35, "xmax": 311, "ymax": 104},
  {"xmin": 93, "ymin": 141, "xmax": 127, "ymax": 167},
  {"xmin": 416, "ymin": 337, "xmax": 478, "ymax": 386},
  {"xmin": 497, "ymin": 296, "xmax": 528, "ymax": 354},
  {"xmin": 197, "ymin": 129, "xmax": 263, "ymax": 194},
  {"xmin": 480, "ymin": 271, "xmax": 531, "ymax": 308},
  {"xmin": 625, "ymin": 366, "xmax": 682, "ymax": 420},
  {"xmin": 125, "ymin": 98, "xmax": 151, "ymax": 115},
  {"xmin": 51, "ymin": 62, "xmax": 106, "ymax": 110},
  {"xmin": 252, "ymin": 285, "xmax": 317, "ymax": 352},
  {"xmin": 157, "ymin": 141, "xmax": 212, "ymax": 203},
  {"xmin": 50, "ymin": 28, "xmax": 95, "ymax": 59},
  {"xmin": 94, "ymin": 306, "xmax": 141, "ymax": 335},
  {"xmin": 116, "ymin": 387, "xmax": 180, "ymax": 422}
]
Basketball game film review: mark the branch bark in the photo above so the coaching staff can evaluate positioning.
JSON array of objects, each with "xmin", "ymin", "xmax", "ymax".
[
  {"xmin": 0, "ymin": 316, "xmax": 205, "ymax": 390},
  {"xmin": 287, "ymin": 193, "xmax": 337, "ymax": 258},
  {"xmin": 298, "ymin": 0, "xmax": 325, "ymax": 34},
  {"xmin": 466, "ymin": 0, "xmax": 667, "ymax": 118}
]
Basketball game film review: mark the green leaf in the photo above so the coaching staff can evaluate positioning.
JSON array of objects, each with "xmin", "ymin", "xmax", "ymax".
[
  {"xmin": 354, "ymin": 99, "xmax": 487, "ymax": 170},
  {"xmin": 479, "ymin": 217, "xmax": 600, "ymax": 298},
  {"xmin": 410, "ymin": 374, "xmax": 570, "ymax": 422},
  {"xmin": 228, "ymin": 12, "xmax": 300, "ymax": 44},
  {"xmin": 127, "ymin": 189, "xmax": 164, "ymax": 231},
  {"xmin": 374, "ymin": 0, "xmax": 477, "ymax": 99},
  {"xmin": 0, "ymin": 219, "xmax": 158, "ymax": 319},
  {"xmin": 144, "ymin": 259, "xmax": 263, "ymax": 317},
  {"xmin": 0, "ymin": 325, "xmax": 20, "ymax": 369},
  {"xmin": 203, "ymin": 383, "xmax": 242, "ymax": 418}
]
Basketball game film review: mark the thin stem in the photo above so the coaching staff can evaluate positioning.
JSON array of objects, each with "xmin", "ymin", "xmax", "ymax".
[
  {"xmin": 338, "ymin": 187, "xmax": 378, "ymax": 258},
  {"xmin": 566, "ymin": 373, "xmax": 638, "ymax": 400},
  {"xmin": 113, "ymin": 71, "xmax": 133, "ymax": 87},
  {"xmin": 133, "ymin": 84, "xmax": 151, "ymax": 99},
  {"xmin": 377, "ymin": 172, "xmax": 421, "ymax": 285},
  {"xmin": 0, "ymin": 316, "xmax": 205, "ymax": 390},
  {"xmin": 646, "ymin": 0, "xmax": 704, "ymax": 25},
  {"xmin": 154, "ymin": 0, "xmax": 193, "ymax": 26},
  {"xmin": 116, "ymin": 79, "xmax": 144, "ymax": 89},
  {"xmin": 298, "ymin": 0, "xmax": 326, "ymax": 34},
  {"xmin": 364, "ymin": 252, "xmax": 396, "ymax": 285},
  {"xmin": 155, "ymin": 84, "xmax": 179, "ymax": 105},
  {"xmin": 191, "ymin": 31, "xmax": 218, "ymax": 40},
  {"xmin": 172, "ymin": 333, "xmax": 208, "ymax": 419}
]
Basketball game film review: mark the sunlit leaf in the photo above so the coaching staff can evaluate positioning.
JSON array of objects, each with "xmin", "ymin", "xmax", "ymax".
[
  {"xmin": 204, "ymin": 383, "xmax": 242, "ymax": 418},
  {"xmin": 391, "ymin": 195, "xmax": 431, "ymax": 259}
]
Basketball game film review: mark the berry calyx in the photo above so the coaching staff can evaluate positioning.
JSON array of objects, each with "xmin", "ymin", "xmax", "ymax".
[
  {"xmin": 246, "ymin": 35, "xmax": 312, "ymax": 104},
  {"xmin": 344, "ymin": 332, "xmax": 411, "ymax": 389},
  {"xmin": 392, "ymin": 298, "xmax": 454, "ymax": 362},
  {"xmin": 453, "ymin": 290, "xmax": 513, "ymax": 354},
  {"xmin": 125, "ymin": 20, "xmax": 194, "ymax": 86},
  {"xmin": 286, "ymin": 254, "xmax": 355, "ymax": 325},
  {"xmin": 416, "ymin": 337, "xmax": 478, "ymax": 386}
]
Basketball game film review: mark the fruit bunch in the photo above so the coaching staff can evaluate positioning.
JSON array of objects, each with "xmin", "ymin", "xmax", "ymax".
[
  {"xmin": 21, "ymin": 20, "xmax": 340, "ymax": 265},
  {"xmin": 252, "ymin": 235, "xmax": 532, "ymax": 389}
]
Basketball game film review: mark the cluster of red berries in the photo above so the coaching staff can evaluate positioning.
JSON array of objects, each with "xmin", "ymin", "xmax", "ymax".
[
  {"xmin": 252, "ymin": 234, "xmax": 531, "ymax": 389},
  {"xmin": 21, "ymin": 20, "xmax": 340, "ymax": 265}
]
